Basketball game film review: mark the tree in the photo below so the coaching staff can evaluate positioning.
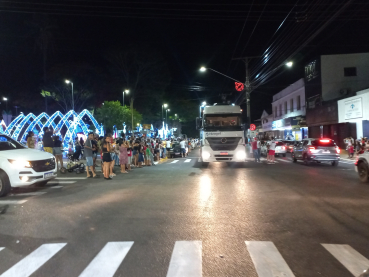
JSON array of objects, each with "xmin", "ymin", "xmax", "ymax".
[
  {"xmin": 105, "ymin": 45, "xmax": 171, "ymax": 124},
  {"xmin": 94, "ymin": 101, "xmax": 142, "ymax": 133}
]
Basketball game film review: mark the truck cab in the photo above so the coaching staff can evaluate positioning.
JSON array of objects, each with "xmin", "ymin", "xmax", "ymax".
[{"xmin": 197, "ymin": 104, "xmax": 246, "ymax": 165}]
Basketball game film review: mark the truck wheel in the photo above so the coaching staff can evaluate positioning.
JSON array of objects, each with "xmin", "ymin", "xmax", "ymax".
[
  {"xmin": 0, "ymin": 171, "xmax": 11, "ymax": 197},
  {"xmin": 201, "ymin": 162, "xmax": 209, "ymax": 167},
  {"xmin": 358, "ymin": 162, "xmax": 369, "ymax": 182}
]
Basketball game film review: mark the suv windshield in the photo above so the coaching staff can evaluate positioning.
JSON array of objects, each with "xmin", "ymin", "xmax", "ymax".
[
  {"xmin": 311, "ymin": 139, "xmax": 336, "ymax": 147},
  {"xmin": 204, "ymin": 114, "xmax": 242, "ymax": 131},
  {"xmin": 0, "ymin": 135, "xmax": 26, "ymax": 151}
]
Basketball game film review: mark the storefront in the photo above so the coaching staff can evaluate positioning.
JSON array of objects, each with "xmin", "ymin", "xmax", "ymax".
[
  {"xmin": 271, "ymin": 117, "xmax": 308, "ymax": 141},
  {"xmin": 337, "ymin": 89, "xmax": 369, "ymax": 139}
]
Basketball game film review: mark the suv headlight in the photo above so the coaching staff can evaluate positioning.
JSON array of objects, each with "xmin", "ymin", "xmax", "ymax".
[{"xmin": 8, "ymin": 159, "xmax": 32, "ymax": 168}]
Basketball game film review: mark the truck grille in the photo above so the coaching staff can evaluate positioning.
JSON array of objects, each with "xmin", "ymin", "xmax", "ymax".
[
  {"xmin": 30, "ymin": 158, "xmax": 56, "ymax": 172},
  {"xmin": 207, "ymin": 137, "xmax": 241, "ymax": 151}
]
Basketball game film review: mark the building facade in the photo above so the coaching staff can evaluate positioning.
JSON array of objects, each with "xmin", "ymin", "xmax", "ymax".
[
  {"xmin": 270, "ymin": 78, "xmax": 307, "ymax": 140},
  {"xmin": 305, "ymin": 52, "xmax": 369, "ymax": 148}
]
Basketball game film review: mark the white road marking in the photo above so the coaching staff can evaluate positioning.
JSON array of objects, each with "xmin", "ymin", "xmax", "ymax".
[
  {"xmin": 0, "ymin": 247, "xmax": 4, "ymax": 252},
  {"xmin": 322, "ymin": 244, "xmax": 369, "ymax": 276},
  {"xmin": 154, "ymin": 162, "xmax": 159, "ymax": 165},
  {"xmin": 245, "ymin": 241, "xmax": 295, "ymax": 277},
  {"xmin": 166, "ymin": 241, "xmax": 202, "ymax": 277},
  {"xmin": 79, "ymin": 241, "xmax": 134, "ymax": 277},
  {"xmin": 171, "ymin": 160, "xmax": 179, "ymax": 164},
  {"xmin": 276, "ymin": 159, "xmax": 290, "ymax": 163},
  {"xmin": 1, "ymin": 243, "xmax": 66, "ymax": 277},
  {"xmin": 10, "ymin": 192, "xmax": 47, "ymax": 197},
  {"xmin": 339, "ymin": 161, "xmax": 355, "ymax": 165},
  {"xmin": 47, "ymin": 181, "xmax": 76, "ymax": 184},
  {"xmin": 0, "ymin": 200, "xmax": 28, "ymax": 205},
  {"xmin": 184, "ymin": 159, "xmax": 191, "ymax": 163},
  {"xmin": 49, "ymin": 186, "xmax": 63, "ymax": 189},
  {"xmin": 55, "ymin": 177, "xmax": 86, "ymax": 180}
]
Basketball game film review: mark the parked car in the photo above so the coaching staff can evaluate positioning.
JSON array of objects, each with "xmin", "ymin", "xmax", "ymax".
[
  {"xmin": 292, "ymin": 138, "xmax": 340, "ymax": 166},
  {"xmin": 168, "ymin": 143, "xmax": 182, "ymax": 158},
  {"xmin": 355, "ymin": 151, "xmax": 369, "ymax": 182},
  {"xmin": 260, "ymin": 141, "xmax": 287, "ymax": 157},
  {"xmin": 0, "ymin": 134, "xmax": 57, "ymax": 197},
  {"xmin": 283, "ymin": 140, "xmax": 300, "ymax": 153}
]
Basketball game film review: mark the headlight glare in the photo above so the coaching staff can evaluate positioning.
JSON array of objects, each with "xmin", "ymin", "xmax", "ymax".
[
  {"xmin": 202, "ymin": 151, "xmax": 211, "ymax": 160},
  {"xmin": 8, "ymin": 159, "xmax": 32, "ymax": 168},
  {"xmin": 235, "ymin": 151, "xmax": 246, "ymax": 160}
]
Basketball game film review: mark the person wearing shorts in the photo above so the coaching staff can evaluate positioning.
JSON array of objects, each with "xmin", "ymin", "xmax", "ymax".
[
  {"xmin": 267, "ymin": 137, "xmax": 276, "ymax": 164},
  {"xmin": 180, "ymin": 139, "xmax": 186, "ymax": 158},
  {"xmin": 85, "ymin": 132, "xmax": 98, "ymax": 178}
]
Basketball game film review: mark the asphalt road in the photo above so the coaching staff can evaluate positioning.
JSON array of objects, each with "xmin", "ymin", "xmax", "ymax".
[{"xmin": 0, "ymin": 150, "xmax": 368, "ymax": 277}]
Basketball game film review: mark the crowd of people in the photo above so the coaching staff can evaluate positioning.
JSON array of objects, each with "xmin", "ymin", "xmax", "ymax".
[
  {"xmin": 344, "ymin": 137, "xmax": 369, "ymax": 158},
  {"xmin": 25, "ymin": 127, "xmax": 194, "ymax": 181}
]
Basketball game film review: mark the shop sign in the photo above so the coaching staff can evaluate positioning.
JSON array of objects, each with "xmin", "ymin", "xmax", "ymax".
[
  {"xmin": 272, "ymin": 119, "xmax": 284, "ymax": 130},
  {"xmin": 344, "ymin": 97, "xmax": 363, "ymax": 120}
]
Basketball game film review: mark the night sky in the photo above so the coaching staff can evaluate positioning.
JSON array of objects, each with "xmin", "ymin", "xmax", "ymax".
[{"xmin": 0, "ymin": 0, "xmax": 368, "ymax": 123}]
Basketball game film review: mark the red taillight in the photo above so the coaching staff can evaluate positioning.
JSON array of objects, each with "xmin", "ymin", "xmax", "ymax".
[
  {"xmin": 320, "ymin": 139, "xmax": 331, "ymax": 143},
  {"xmin": 336, "ymin": 147, "xmax": 341, "ymax": 154},
  {"xmin": 282, "ymin": 146, "xmax": 286, "ymax": 150},
  {"xmin": 308, "ymin": 146, "xmax": 315, "ymax": 152}
]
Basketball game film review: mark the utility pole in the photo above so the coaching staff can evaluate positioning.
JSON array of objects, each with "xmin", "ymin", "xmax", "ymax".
[{"xmin": 233, "ymin": 56, "xmax": 260, "ymax": 127}]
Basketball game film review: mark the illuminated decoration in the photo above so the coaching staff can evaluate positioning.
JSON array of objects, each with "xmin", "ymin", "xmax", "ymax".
[
  {"xmin": 250, "ymin": 124, "xmax": 256, "ymax": 131},
  {"xmin": 235, "ymin": 82, "xmax": 244, "ymax": 92},
  {"xmin": 3, "ymin": 109, "xmax": 104, "ymax": 150}
]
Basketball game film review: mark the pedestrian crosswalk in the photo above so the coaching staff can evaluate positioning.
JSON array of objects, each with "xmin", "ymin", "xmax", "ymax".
[{"xmin": 0, "ymin": 241, "xmax": 368, "ymax": 276}]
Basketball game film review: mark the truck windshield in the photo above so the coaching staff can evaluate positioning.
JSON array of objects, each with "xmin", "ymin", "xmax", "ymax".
[{"xmin": 204, "ymin": 114, "xmax": 242, "ymax": 131}]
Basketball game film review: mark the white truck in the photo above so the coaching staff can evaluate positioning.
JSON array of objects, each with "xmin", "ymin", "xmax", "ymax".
[{"xmin": 196, "ymin": 104, "xmax": 246, "ymax": 166}]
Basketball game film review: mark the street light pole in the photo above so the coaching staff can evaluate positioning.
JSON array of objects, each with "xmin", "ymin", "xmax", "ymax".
[
  {"xmin": 65, "ymin": 80, "xmax": 74, "ymax": 111},
  {"xmin": 123, "ymin": 89, "xmax": 129, "ymax": 106},
  {"xmin": 166, "ymin": 109, "xmax": 170, "ymax": 125},
  {"xmin": 162, "ymin": 104, "xmax": 168, "ymax": 122},
  {"xmin": 3, "ymin": 97, "xmax": 8, "ymax": 112}
]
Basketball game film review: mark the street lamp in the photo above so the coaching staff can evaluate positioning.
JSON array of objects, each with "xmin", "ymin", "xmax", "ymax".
[
  {"xmin": 3, "ymin": 97, "xmax": 7, "ymax": 111},
  {"xmin": 123, "ymin": 89, "xmax": 129, "ymax": 106},
  {"xmin": 65, "ymin": 80, "xmax": 74, "ymax": 111},
  {"xmin": 162, "ymin": 103, "xmax": 168, "ymax": 122},
  {"xmin": 166, "ymin": 109, "xmax": 170, "ymax": 125},
  {"xmin": 200, "ymin": 66, "xmax": 206, "ymax": 72},
  {"xmin": 286, "ymin": 61, "xmax": 293, "ymax": 67}
]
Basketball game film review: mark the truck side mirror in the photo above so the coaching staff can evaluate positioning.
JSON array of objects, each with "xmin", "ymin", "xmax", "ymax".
[{"xmin": 196, "ymin": 117, "xmax": 202, "ymax": 130}]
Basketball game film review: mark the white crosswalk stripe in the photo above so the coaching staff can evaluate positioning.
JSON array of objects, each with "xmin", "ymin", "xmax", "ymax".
[
  {"xmin": 55, "ymin": 177, "xmax": 86, "ymax": 180},
  {"xmin": 0, "ymin": 243, "xmax": 66, "ymax": 277},
  {"xmin": 166, "ymin": 241, "xmax": 202, "ymax": 277},
  {"xmin": 245, "ymin": 241, "xmax": 295, "ymax": 277},
  {"xmin": 79, "ymin": 242, "xmax": 134, "ymax": 277},
  {"xmin": 171, "ymin": 160, "xmax": 179, "ymax": 164},
  {"xmin": 184, "ymin": 159, "xmax": 192, "ymax": 163},
  {"xmin": 0, "ymin": 241, "xmax": 368, "ymax": 276},
  {"xmin": 322, "ymin": 244, "xmax": 369, "ymax": 276},
  {"xmin": 0, "ymin": 200, "xmax": 28, "ymax": 205}
]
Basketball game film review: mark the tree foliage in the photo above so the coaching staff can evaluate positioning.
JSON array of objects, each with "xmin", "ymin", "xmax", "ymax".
[{"xmin": 94, "ymin": 101, "xmax": 142, "ymax": 133}]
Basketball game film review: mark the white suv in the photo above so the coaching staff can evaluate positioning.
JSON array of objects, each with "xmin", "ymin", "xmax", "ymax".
[
  {"xmin": 0, "ymin": 134, "xmax": 57, "ymax": 197},
  {"xmin": 355, "ymin": 151, "xmax": 369, "ymax": 182}
]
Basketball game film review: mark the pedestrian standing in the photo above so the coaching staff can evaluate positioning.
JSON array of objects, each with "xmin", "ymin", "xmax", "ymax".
[
  {"xmin": 257, "ymin": 137, "xmax": 261, "ymax": 160},
  {"xmin": 109, "ymin": 137, "xmax": 117, "ymax": 177},
  {"xmin": 180, "ymin": 139, "xmax": 186, "ymax": 158},
  {"xmin": 42, "ymin": 127, "xmax": 54, "ymax": 154},
  {"xmin": 155, "ymin": 144, "xmax": 160, "ymax": 161},
  {"xmin": 53, "ymin": 136, "xmax": 64, "ymax": 171},
  {"xmin": 166, "ymin": 139, "xmax": 171, "ymax": 155},
  {"xmin": 92, "ymin": 134, "xmax": 99, "ymax": 172},
  {"xmin": 102, "ymin": 136, "xmax": 112, "ymax": 180},
  {"xmin": 145, "ymin": 144, "xmax": 152, "ymax": 166},
  {"xmin": 85, "ymin": 132, "xmax": 98, "ymax": 178},
  {"xmin": 126, "ymin": 140, "xmax": 133, "ymax": 171},
  {"xmin": 118, "ymin": 139, "xmax": 129, "ymax": 173},
  {"xmin": 267, "ymin": 137, "xmax": 276, "ymax": 164},
  {"xmin": 138, "ymin": 142, "xmax": 144, "ymax": 167},
  {"xmin": 252, "ymin": 138, "xmax": 260, "ymax": 163},
  {"xmin": 26, "ymin": 131, "xmax": 35, "ymax": 149}
]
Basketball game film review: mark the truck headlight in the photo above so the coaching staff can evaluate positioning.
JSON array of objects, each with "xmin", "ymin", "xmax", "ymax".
[
  {"xmin": 235, "ymin": 151, "xmax": 246, "ymax": 160},
  {"xmin": 8, "ymin": 159, "xmax": 32, "ymax": 168},
  {"xmin": 202, "ymin": 151, "xmax": 211, "ymax": 160}
]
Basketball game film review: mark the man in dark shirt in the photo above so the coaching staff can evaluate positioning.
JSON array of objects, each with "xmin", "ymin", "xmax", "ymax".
[
  {"xmin": 42, "ymin": 127, "xmax": 54, "ymax": 154},
  {"xmin": 85, "ymin": 132, "xmax": 97, "ymax": 178}
]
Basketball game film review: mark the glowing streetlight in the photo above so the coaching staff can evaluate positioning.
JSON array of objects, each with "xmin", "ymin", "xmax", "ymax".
[
  {"xmin": 286, "ymin": 61, "xmax": 293, "ymax": 67},
  {"xmin": 122, "ymin": 89, "xmax": 130, "ymax": 106},
  {"xmin": 3, "ymin": 97, "xmax": 8, "ymax": 111},
  {"xmin": 162, "ymin": 103, "xmax": 168, "ymax": 122},
  {"xmin": 65, "ymin": 80, "xmax": 74, "ymax": 111},
  {"xmin": 200, "ymin": 66, "xmax": 207, "ymax": 72}
]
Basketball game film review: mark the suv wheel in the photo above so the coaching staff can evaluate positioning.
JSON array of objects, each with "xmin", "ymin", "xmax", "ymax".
[
  {"xmin": 292, "ymin": 153, "xmax": 297, "ymax": 163},
  {"xmin": 0, "ymin": 171, "xmax": 11, "ymax": 197},
  {"xmin": 358, "ymin": 162, "xmax": 369, "ymax": 183},
  {"xmin": 331, "ymin": 161, "xmax": 339, "ymax": 167},
  {"xmin": 303, "ymin": 154, "xmax": 310, "ymax": 165}
]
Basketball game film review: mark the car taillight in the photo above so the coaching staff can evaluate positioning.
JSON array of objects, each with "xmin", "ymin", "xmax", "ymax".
[
  {"xmin": 336, "ymin": 147, "xmax": 340, "ymax": 154},
  {"xmin": 308, "ymin": 146, "xmax": 315, "ymax": 152},
  {"xmin": 320, "ymin": 139, "xmax": 331, "ymax": 143},
  {"xmin": 355, "ymin": 159, "xmax": 359, "ymax": 166}
]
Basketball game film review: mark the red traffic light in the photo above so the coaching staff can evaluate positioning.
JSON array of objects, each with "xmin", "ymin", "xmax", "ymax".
[{"xmin": 235, "ymin": 82, "xmax": 244, "ymax": 92}]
